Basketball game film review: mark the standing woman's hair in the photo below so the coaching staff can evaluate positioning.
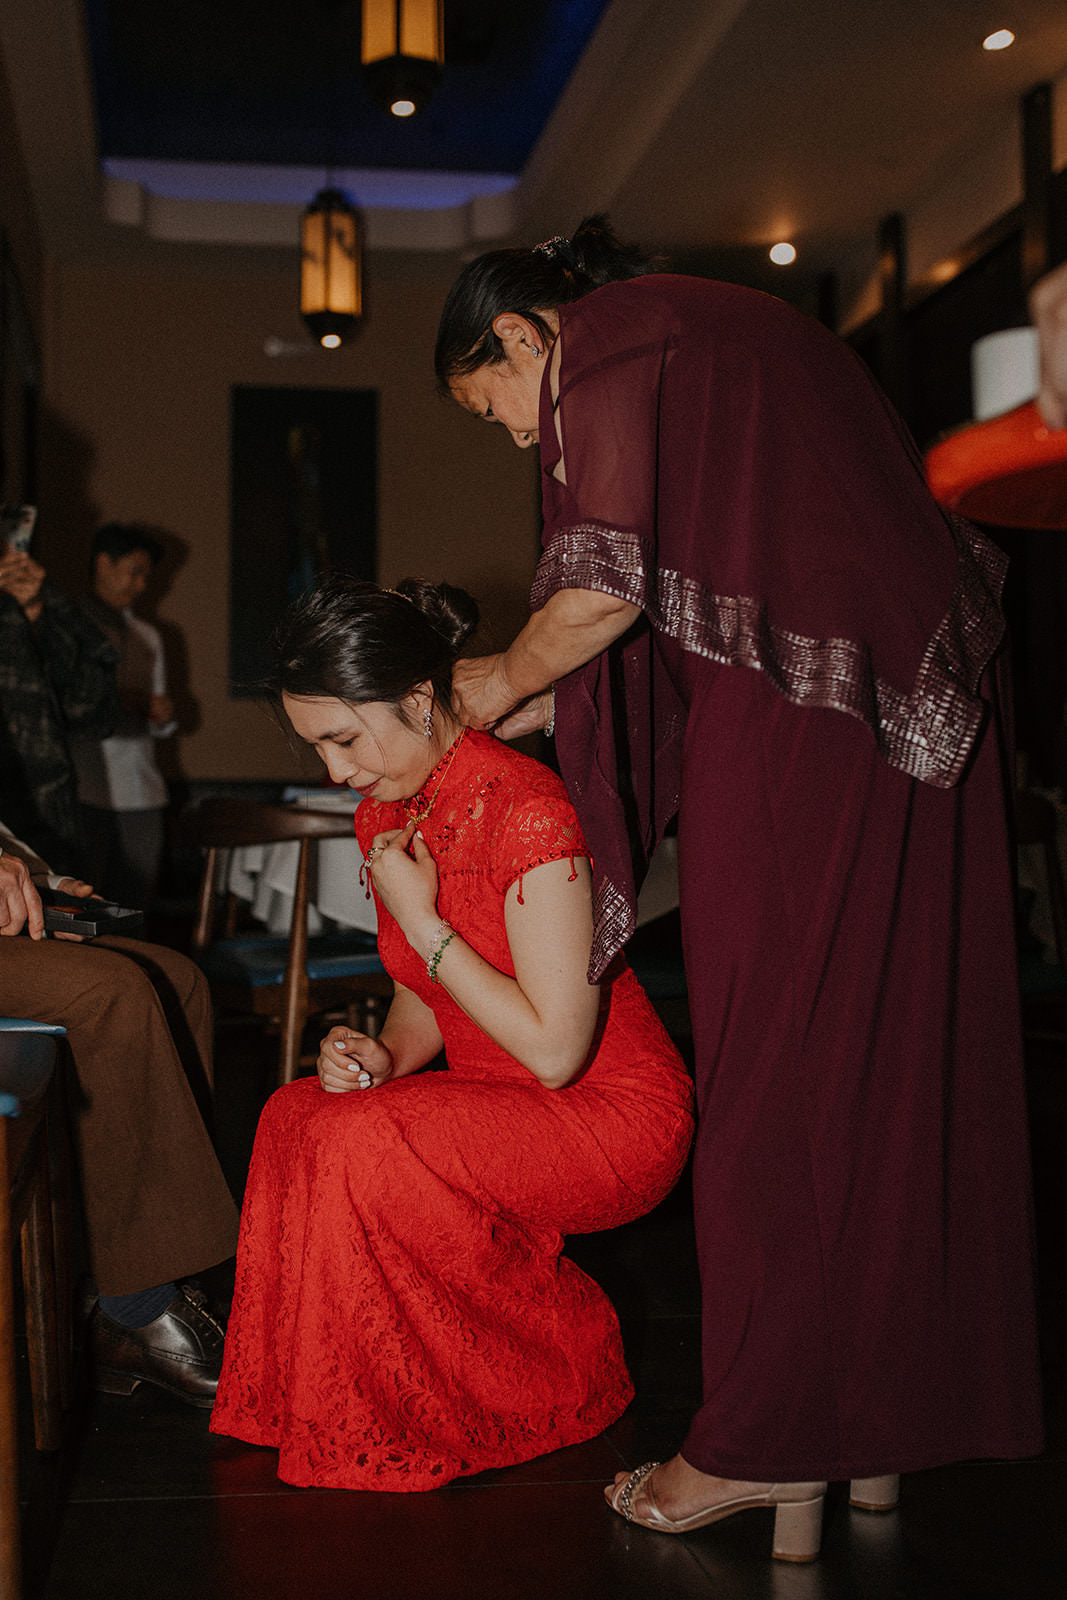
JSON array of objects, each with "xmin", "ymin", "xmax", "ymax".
[
  {"xmin": 273, "ymin": 576, "xmax": 479, "ymax": 727},
  {"xmin": 434, "ymin": 214, "xmax": 663, "ymax": 389}
]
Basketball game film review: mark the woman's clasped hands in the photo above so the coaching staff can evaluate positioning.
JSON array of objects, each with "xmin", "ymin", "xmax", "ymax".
[{"xmin": 317, "ymin": 1025, "xmax": 393, "ymax": 1093}]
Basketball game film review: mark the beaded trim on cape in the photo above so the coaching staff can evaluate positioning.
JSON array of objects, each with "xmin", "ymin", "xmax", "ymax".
[{"xmin": 530, "ymin": 510, "xmax": 1005, "ymax": 791}]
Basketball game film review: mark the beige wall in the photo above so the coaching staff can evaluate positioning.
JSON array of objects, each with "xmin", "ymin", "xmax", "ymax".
[{"xmin": 36, "ymin": 245, "xmax": 541, "ymax": 781}]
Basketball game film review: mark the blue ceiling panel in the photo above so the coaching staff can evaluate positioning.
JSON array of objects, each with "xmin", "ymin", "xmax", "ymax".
[{"xmin": 85, "ymin": 0, "xmax": 612, "ymax": 175}]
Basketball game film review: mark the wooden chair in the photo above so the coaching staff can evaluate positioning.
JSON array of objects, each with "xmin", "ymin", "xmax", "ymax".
[
  {"xmin": 176, "ymin": 798, "xmax": 393, "ymax": 1085},
  {"xmin": 0, "ymin": 1019, "xmax": 72, "ymax": 1600}
]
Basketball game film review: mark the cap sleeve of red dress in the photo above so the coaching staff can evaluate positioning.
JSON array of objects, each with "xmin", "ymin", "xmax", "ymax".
[{"xmin": 489, "ymin": 776, "xmax": 590, "ymax": 903}]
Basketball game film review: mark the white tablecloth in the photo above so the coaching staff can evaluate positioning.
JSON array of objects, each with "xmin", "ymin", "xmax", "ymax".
[{"xmin": 224, "ymin": 788, "xmax": 377, "ymax": 935}]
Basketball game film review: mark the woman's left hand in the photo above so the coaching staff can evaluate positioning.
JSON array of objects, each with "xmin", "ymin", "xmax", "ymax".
[{"xmin": 364, "ymin": 821, "xmax": 439, "ymax": 931}]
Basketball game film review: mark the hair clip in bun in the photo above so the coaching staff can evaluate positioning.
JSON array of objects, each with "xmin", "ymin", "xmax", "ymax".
[{"xmin": 533, "ymin": 236, "xmax": 570, "ymax": 261}]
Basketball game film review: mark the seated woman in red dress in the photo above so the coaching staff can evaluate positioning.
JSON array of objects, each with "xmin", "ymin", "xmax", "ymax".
[{"xmin": 210, "ymin": 576, "xmax": 694, "ymax": 1491}]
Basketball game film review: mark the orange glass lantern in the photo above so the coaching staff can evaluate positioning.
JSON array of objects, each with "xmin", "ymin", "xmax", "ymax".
[
  {"xmin": 361, "ymin": 0, "xmax": 444, "ymax": 117},
  {"xmin": 300, "ymin": 188, "xmax": 362, "ymax": 348}
]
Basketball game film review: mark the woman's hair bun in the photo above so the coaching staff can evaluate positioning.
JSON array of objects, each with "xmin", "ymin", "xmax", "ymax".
[{"xmin": 394, "ymin": 578, "xmax": 480, "ymax": 655}]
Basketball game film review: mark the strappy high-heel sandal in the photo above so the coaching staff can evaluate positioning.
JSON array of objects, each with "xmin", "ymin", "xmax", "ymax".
[
  {"xmin": 605, "ymin": 1463, "xmax": 829, "ymax": 1562},
  {"xmin": 606, "ymin": 1465, "xmax": 902, "ymax": 1561}
]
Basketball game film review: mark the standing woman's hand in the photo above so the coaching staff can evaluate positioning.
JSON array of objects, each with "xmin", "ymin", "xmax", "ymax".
[
  {"xmin": 493, "ymin": 691, "xmax": 554, "ymax": 741},
  {"xmin": 451, "ymin": 654, "xmax": 524, "ymax": 730}
]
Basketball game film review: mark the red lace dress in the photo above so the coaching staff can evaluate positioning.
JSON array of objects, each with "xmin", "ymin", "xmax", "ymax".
[{"xmin": 210, "ymin": 731, "xmax": 694, "ymax": 1491}]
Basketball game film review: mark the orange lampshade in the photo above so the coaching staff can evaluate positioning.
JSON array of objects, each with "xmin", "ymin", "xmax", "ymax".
[
  {"xmin": 361, "ymin": 0, "xmax": 444, "ymax": 116},
  {"xmin": 300, "ymin": 189, "xmax": 362, "ymax": 348},
  {"xmin": 925, "ymin": 400, "xmax": 1067, "ymax": 530}
]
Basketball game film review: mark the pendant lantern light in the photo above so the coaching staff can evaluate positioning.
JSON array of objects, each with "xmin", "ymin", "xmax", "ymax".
[
  {"xmin": 300, "ymin": 187, "xmax": 363, "ymax": 348},
  {"xmin": 361, "ymin": 0, "xmax": 444, "ymax": 117}
]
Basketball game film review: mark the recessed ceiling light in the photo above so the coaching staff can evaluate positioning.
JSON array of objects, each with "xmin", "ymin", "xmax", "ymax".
[
  {"xmin": 769, "ymin": 242, "xmax": 797, "ymax": 265},
  {"xmin": 390, "ymin": 98, "xmax": 417, "ymax": 117},
  {"xmin": 982, "ymin": 29, "xmax": 1015, "ymax": 51}
]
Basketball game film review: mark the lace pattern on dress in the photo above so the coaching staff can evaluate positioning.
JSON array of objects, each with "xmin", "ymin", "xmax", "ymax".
[
  {"xmin": 531, "ymin": 511, "xmax": 1006, "ymax": 789},
  {"xmin": 356, "ymin": 734, "xmax": 591, "ymax": 1002}
]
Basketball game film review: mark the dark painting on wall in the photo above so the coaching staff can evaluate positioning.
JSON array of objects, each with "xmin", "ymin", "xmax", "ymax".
[{"xmin": 229, "ymin": 384, "xmax": 377, "ymax": 695}]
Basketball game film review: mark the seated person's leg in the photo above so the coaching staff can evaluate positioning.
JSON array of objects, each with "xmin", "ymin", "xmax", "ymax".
[{"xmin": 0, "ymin": 935, "xmax": 238, "ymax": 1404}]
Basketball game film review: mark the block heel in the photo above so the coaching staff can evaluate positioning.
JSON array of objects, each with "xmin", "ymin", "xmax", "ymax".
[
  {"xmin": 771, "ymin": 1489, "xmax": 826, "ymax": 1562},
  {"xmin": 849, "ymin": 1474, "xmax": 899, "ymax": 1511}
]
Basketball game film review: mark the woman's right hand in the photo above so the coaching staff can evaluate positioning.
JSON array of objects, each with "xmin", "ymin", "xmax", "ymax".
[
  {"xmin": 451, "ymin": 654, "xmax": 523, "ymax": 730},
  {"xmin": 0, "ymin": 855, "xmax": 42, "ymax": 939},
  {"xmin": 317, "ymin": 1025, "xmax": 394, "ymax": 1093}
]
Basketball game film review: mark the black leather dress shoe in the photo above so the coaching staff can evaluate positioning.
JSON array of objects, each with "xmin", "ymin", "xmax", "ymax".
[{"xmin": 90, "ymin": 1284, "xmax": 226, "ymax": 1408}]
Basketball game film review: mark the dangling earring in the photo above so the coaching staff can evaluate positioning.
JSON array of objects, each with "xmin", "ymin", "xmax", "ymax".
[{"xmin": 423, "ymin": 705, "xmax": 433, "ymax": 739}]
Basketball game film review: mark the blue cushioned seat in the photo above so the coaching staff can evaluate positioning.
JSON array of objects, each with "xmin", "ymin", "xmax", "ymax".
[
  {"xmin": 0, "ymin": 1018, "xmax": 67, "ymax": 1033},
  {"xmin": 0, "ymin": 1021, "xmax": 68, "ymax": 1116},
  {"xmin": 200, "ymin": 932, "xmax": 384, "ymax": 988}
]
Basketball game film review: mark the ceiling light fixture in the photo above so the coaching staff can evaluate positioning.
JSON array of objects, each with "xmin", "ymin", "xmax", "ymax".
[
  {"xmin": 769, "ymin": 242, "xmax": 797, "ymax": 265},
  {"xmin": 982, "ymin": 29, "xmax": 1015, "ymax": 51},
  {"xmin": 300, "ymin": 187, "xmax": 363, "ymax": 347},
  {"xmin": 362, "ymin": 0, "xmax": 445, "ymax": 118}
]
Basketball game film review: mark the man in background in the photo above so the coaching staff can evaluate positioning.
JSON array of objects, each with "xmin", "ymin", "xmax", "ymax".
[{"xmin": 73, "ymin": 523, "xmax": 176, "ymax": 908}]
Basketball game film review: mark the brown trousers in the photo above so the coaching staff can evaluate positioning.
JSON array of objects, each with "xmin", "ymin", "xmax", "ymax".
[{"xmin": 0, "ymin": 935, "xmax": 238, "ymax": 1294}]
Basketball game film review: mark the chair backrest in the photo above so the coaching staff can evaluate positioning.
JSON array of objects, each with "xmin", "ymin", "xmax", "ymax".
[
  {"xmin": 177, "ymin": 797, "xmax": 358, "ymax": 850},
  {"xmin": 1015, "ymin": 787, "xmax": 1067, "ymax": 974},
  {"xmin": 176, "ymin": 798, "xmax": 359, "ymax": 953},
  {"xmin": 176, "ymin": 797, "xmax": 383, "ymax": 1084}
]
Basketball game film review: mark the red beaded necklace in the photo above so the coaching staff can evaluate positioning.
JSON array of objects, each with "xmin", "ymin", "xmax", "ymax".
[{"xmin": 404, "ymin": 727, "xmax": 467, "ymax": 825}]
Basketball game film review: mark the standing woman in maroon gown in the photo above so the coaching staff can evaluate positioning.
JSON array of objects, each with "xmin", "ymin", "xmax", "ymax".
[{"xmin": 435, "ymin": 216, "xmax": 1043, "ymax": 1559}]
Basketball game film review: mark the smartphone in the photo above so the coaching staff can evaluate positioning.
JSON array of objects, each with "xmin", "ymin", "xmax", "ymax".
[
  {"xmin": 1, "ymin": 504, "xmax": 37, "ymax": 553},
  {"xmin": 40, "ymin": 890, "xmax": 144, "ymax": 939}
]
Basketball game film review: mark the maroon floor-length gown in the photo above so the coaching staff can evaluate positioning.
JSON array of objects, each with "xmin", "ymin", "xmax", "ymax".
[
  {"xmin": 531, "ymin": 273, "xmax": 1044, "ymax": 1478},
  {"xmin": 211, "ymin": 734, "xmax": 693, "ymax": 1489}
]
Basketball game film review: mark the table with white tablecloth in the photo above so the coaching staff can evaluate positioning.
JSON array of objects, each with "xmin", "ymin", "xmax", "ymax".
[{"xmin": 224, "ymin": 788, "xmax": 377, "ymax": 936}]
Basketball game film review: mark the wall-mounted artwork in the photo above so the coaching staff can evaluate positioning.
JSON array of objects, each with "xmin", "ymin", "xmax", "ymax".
[{"xmin": 229, "ymin": 384, "xmax": 377, "ymax": 695}]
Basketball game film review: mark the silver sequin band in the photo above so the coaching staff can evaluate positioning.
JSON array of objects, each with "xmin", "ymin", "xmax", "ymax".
[{"xmin": 530, "ymin": 512, "xmax": 1005, "ymax": 792}]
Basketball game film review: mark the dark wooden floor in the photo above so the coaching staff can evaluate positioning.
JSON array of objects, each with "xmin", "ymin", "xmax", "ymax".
[{"xmin": 16, "ymin": 1011, "xmax": 1067, "ymax": 1600}]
